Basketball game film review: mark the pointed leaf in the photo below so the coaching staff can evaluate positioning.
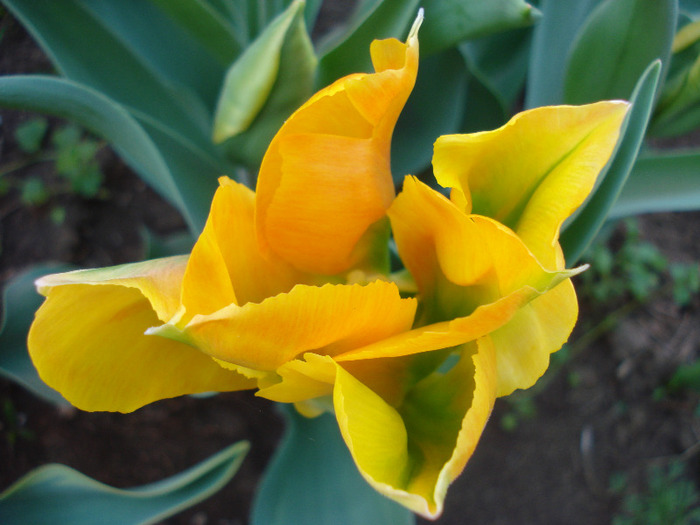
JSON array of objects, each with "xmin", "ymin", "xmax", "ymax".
[
  {"xmin": 0, "ymin": 442, "xmax": 249, "ymax": 525},
  {"xmin": 213, "ymin": 0, "xmax": 312, "ymax": 143},
  {"xmin": 563, "ymin": 0, "xmax": 677, "ymax": 104},
  {"xmin": 525, "ymin": 0, "xmax": 605, "ymax": 108},
  {"xmin": 251, "ymin": 405, "xmax": 414, "ymax": 525},
  {"xmin": 0, "ymin": 265, "xmax": 72, "ymax": 406},
  {"xmin": 3, "ymin": 0, "xmax": 213, "ymax": 146},
  {"xmin": 419, "ymin": 0, "xmax": 539, "ymax": 56},
  {"xmin": 561, "ymin": 61, "xmax": 661, "ymax": 264},
  {"xmin": 610, "ymin": 150, "xmax": 700, "ymax": 217}
]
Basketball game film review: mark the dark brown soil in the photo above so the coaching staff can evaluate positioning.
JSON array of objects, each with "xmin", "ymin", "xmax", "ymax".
[{"xmin": 2, "ymin": 10, "xmax": 700, "ymax": 525}]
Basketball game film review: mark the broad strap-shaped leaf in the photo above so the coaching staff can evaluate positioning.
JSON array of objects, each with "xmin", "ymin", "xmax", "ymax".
[
  {"xmin": 563, "ymin": 0, "xmax": 677, "ymax": 104},
  {"xmin": 561, "ymin": 61, "xmax": 661, "ymax": 264},
  {"xmin": 0, "ymin": 265, "xmax": 72, "ymax": 406},
  {"xmin": 149, "ymin": 0, "xmax": 244, "ymax": 65},
  {"xmin": 316, "ymin": 0, "xmax": 420, "ymax": 88},
  {"xmin": 610, "ymin": 150, "xmax": 700, "ymax": 217},
  {"xmin": 419, "ymin": 0, "xmax": 539, "ymax": 56},
  {"xmin": 458, "ymin": 27, "xmax": 531, "ymax": 115},
  {"xmin": 4, "ymin": 0, "xmax": 214, "ymax": 147},
  {"xmin": 251, "ymin": 405, "xmax": 414, "ymax": 525},
  {"xmin": 525, "ymin": 0, "xmax": 605, "ymax": 108},
  {"xmin": 213, "ymin": 0, "xmax": 314, "ymax": 143},
  {"xmin": 0, "ymin": 442, "xmax": 249, "ymax": 525},
  {"xmin": 0, "ymin": 75, "xmax": 189, "ymax": 224},
  {"xmin": 28, "ymin": 258, "xmax": 254, "ymax": 412},
  {"xmin": 392, "ymin": 48, "xmax": 468, "ymax": 179}
]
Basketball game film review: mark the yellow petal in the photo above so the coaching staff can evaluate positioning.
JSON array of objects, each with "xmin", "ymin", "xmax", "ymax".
[
  {"xmin": 181, "ymin": 177, "xmax": 306, "ymax": 318},
  {"xmin": 433, "ymin": 101, "xmax": 629, "ymax": 267},
  {"xmin": 487, "ymin": 278, "xmax": 579, "ymax": 396},
  {"xmin": 28, "ymin": 284, "xmax": 254, "ymax": 413},
  {"xmin": 36, "ymin": 256, "xmax": 188, "ymax": 322},
  {"xmin": 255, "ymin": 18, "xmax": 420, "ymax": 275},
  {"xmin": 177, "ymin": 281, "xmax": 417, "ymax": 371},
  {"xmin": 388, "ymin": 177, "xmax": 579, "ymax": 324},
  {"xmin": 334, "ymin": 340, "xmax": 496, "ymax": 519}
]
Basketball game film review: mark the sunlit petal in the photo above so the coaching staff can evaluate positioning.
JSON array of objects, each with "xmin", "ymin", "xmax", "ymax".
[
  {"xmin": 433, "ymin": 101, "xmax": 629, "ymax": 267},
  {"xmin": 255, "ymin": 17, "xmax": 421, "ymax": 275}
]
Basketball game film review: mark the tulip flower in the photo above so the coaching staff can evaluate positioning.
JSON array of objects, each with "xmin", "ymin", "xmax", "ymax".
[{"xmin": 27, "ymin": 11, "xmax": 629, "ymax": 518}]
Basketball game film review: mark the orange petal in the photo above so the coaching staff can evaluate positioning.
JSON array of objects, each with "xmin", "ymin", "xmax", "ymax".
[
  {"xmin": 255, "ymin": 18, "xmax": 421, "ymax": 275},
  {"xmin": 181, "ymin": 176, "xmax": 306, "ymax": 318},
  {"xmin": 177, "ymin": 281, "xmax": 416, "ymax": 371}
]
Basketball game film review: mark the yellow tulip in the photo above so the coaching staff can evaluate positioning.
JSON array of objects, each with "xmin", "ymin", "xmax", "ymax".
[{"xmin": 27, "ymin": 11, "xmax": 629, "ymax": 518}]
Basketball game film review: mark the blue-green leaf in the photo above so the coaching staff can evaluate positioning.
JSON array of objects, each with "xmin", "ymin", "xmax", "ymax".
[
  {"xmin": 563, "ymin": 0, "xmax": 677, "ymax": 105},
  {"xmin": 0, "ymin": 265, "xmax": 73, "ymax": 406},
  {"xmin": 213, "ymin": 0, "xmax": 311, "ymax": 143},
  {"xmin": 419, "ymin": 0, "xmax": 539, "ymax": 56},
  {"xmin": 459, "ymin": 27, "xmax": 531, "ymax": 117},
  {"xmin": 148, "ymin": 0, "xmax": 244, "ymax": 65},
  {"xmin": 561, "ymin": 61, "xmax": 662, "ymax": 265},
  {"xmin": 0, "ymin": 442, "xmax": 249, "ymax": 525},
  {"xmin": 392, "ymin": 48, "xmax": 468, "ymax": 179},
  {"xmin": 610, "ymin": 150, "xmax": 700, "ymax": 217},
  {"xmin": 3, "ymin": 0, "xmax": 213, "ymax": 147},
  {"xmin": 525, "ymin": 0, "xmax": 605, "ymax": 108},
  {"xmin": 251, "ymin": 405, "xmax": 415, "ymax": 525},
  {"xmin": 316, "ymin": 0, "xmax": 419, "ymax": 87}
]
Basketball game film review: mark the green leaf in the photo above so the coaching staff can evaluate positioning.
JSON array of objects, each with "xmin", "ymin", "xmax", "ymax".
[
  {"xmin": 0, "ymin": 76, "xmax": 197, "ymax": 229},
  {"xmin": 650, "ymin": 20, "xmax": 700, "ymax": 136},
  {"xmin": 563, "ymin": 0, "xmax": 677, "ymax": 105},
  {"xmin": 460, "ymin": 73, "xmax": 508, "ymax": 134},
  {"xmin": 251, "ymin": 405, "xmax": 415, "ymax": 525},
  {"xmin": 0, "ymin": 265, "xmax": 72, "ymax": 406},
  {"xmin": 419, "ymin": 0, "xmax": 539, "ymax": 56},
  {"xmin": 525, "ymin": 0, "xmax": 605, "ymax": 108},
  {"xmin": 459, "ymin": 27, "xmax": 532, "ymax": 113},
  {"xmin": 316, "ymin": 0, "xmax": 420, "ymax": 88},
  {"xmin": 561, "ymin": 61, "xmax": 661, "ymax": 265},
  {"xmin": 19, "ymin": 178, "xmax": 49, "ymax": 207},
  {"xmin": 148, "ymin": 0, "xmax": 244, "ymax": 65},
  {"xmin": 14, "ymin": 117, "xmax": 48, "ymax": 154},
  {"xmin": 0, "ymin": 442, "xmax": 249, "ymax": 525},
  {"xmin": 213, "ymin": 0, "xmax": 311, "ymax": 143},
  {"xmin": 392, "ymin": 48, "xmax": 468, "ymax": 179},
  {"xmin": 3, "ymin": 0, "xmax": 214, "ymax": 147},
  {"xmin": 222, "ymin": 1, "xmax": 317, "ymax": 169},
  {"xmin": 610, "ymin": 150, "xmax": 700, "ymax": 217}
]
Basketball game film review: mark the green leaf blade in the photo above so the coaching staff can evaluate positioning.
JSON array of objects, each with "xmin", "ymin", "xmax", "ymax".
[
  {"xmin": 561, "ymin": 61, "xmax": 662, "ymax": 265},
  {"xmin": 0, "ymin": 442, "xmax": 249, "ymax": 525},
  {"xmin": 251, "ymin": 405, "xmax": 415, "ymax": 525},
  {"xmin": 563, "ymin": 0, "xmax": 677, "ymax": 105}
]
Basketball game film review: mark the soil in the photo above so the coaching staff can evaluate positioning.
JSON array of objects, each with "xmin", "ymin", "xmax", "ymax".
[{"xmin": 2, "ymin": 9, "xmax": 700, "ymax": 525}]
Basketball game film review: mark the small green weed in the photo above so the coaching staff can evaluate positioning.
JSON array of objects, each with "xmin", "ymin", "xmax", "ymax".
[
  {"xmin": 581, "ymin": 219, "xmax": 699, "ymax": 307},
  {"xmin": 499, "ymin": 393, "xmax": 537, "ymax": 432},
  {"xmin": 612, "ymin": 461, "xmax": 700, "ymax": 525},
  {"xmin": 0, "ymin": 118, "xmax": 106, "ymax": 219}
]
